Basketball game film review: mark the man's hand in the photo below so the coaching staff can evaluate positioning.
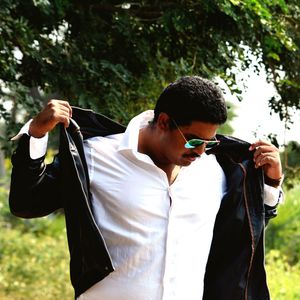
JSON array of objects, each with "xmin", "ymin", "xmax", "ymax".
[
  {"xmin": 29, "ymin": 100, "xmax": 72, "ymax": 138},
  {"xmin": 249, "ymin": 140, "xmax": 283, "ymax": 186}
]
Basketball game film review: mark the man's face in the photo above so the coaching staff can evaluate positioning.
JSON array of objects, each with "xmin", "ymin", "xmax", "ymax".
[{"xmin": 159, "ymin": 117, "xmax": 220, "ymax": 167}]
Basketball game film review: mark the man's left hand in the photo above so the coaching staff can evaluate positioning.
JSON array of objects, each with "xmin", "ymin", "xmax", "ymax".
[{"xmin": 249, "ymin": 140, "xmax": 283, "ymax": 184}]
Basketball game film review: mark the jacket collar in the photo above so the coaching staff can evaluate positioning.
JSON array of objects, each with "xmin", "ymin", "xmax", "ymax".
[
  {"xmin": 70, "ymin": 106, "xmax": 253, "ymax": 163},
  {"xmin": 207, "ymin": 134, "xmax": 253, "ymax": 163},
  {"xmin": 71, "ymin": 106, "xmax": 126, "ymax": 139}
]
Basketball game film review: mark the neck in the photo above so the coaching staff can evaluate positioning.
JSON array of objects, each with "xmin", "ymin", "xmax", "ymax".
[
  {"xmin": 138, "ymin": 125, "xmax": 179, "ymax": 184},
  {"xmin": 138, "ymin": 125, "xmax": 165, "ymax": 165}
]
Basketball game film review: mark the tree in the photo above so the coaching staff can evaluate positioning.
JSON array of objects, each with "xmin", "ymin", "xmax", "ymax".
[
  {"xmin": 0, "ymin": 0, "xmax": 299, "ymax": 143},
  {"xmin": 280, "ymin": 140, "xmax": 300, "ymax": 189}
]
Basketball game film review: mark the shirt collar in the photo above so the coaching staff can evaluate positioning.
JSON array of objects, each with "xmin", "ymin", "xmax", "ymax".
[{"xmin": 118, "ymin": 110, "xmax": 154, "ymax": 153}]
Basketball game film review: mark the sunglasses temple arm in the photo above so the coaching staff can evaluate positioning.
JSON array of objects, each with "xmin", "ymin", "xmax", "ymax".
[{"xmin": 172, "ymin": 119, "xmax": 189, "ymax": 144}]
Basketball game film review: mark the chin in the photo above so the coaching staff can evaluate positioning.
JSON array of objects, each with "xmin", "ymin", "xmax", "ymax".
[{"xmin": 178, "ymin": 160, "xmax": 193, "ymax": 167}]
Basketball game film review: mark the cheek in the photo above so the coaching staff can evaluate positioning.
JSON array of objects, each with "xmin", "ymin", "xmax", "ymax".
[
  {"xmin": 171, "ymin": 144, "xmax": 189, "ymax": 160},
  {"xmin": 161, "ymin": 131, "xmax": 186, "ymax": 157},
  {"xmin": 161, "ymin": 139, "xmax": 183, "ymax": 158}
]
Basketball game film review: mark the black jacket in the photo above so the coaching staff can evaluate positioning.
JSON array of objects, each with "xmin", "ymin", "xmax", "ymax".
[{"xmin": 9, "ymin": 107, "xmax": 277, "ymax": 299}]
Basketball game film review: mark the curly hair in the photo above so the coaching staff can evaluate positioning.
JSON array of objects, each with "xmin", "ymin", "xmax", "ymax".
[{"xmin": 153, "ymin": 76, "xmax": 227, "ymax": 127}]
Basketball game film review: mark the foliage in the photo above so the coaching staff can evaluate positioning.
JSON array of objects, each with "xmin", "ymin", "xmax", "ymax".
[
  {"xmin": 264, "ymin": 186, "xmax": 300, "ymax": 300},
  {"xmin": 265, "ymin": 186, "xmax": 300, "ymax": 265},
  {"xmin": 266, "ymin": 250, "xmax": 300, "ymax": 300},
  {"xmin": 0, "ymin": 0, "xmax": 299, "ymax": 148},
  {"xmin": 0, "ymin": 178, "xmax": 73, "ymax": 300},
  {"xmin": 0, "ymin": 227, "xmax": 72, "ymax": 300},
  {"xmin": 280, "ymin": 141, "xmax": 300, "ymax": 189},
  {"xmin": 218, "ymin": 101, "xmax": 237, "ymax": 135}
]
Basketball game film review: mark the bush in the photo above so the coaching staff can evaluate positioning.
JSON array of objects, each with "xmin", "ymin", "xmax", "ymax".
[
  {"xmin": 265, "ymin": 186, "xmax": 300, "ymax": 265},
  {"xmin": 265, "ymin": 185, "xmax": 300, "ymax": 300},
  {"xmin": 0, "ymin": 180, "xmax": 73, "ymax": 300},
  {"xmin": 266, "ymin": 250, "xmax": 300, "ymax": 300},
  {"xmin": 0, "ymin": 228, "xmax": 72, "ymax": 300}
]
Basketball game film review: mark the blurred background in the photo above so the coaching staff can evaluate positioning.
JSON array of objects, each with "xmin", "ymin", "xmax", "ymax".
[{"xmin": 0, "ymin": 1, "xmax": 299, "ymax": 299}]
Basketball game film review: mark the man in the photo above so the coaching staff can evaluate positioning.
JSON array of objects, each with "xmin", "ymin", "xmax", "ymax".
[{"xmin": 9, "ymin": 76, "xmax": 283, "ymax": 300}]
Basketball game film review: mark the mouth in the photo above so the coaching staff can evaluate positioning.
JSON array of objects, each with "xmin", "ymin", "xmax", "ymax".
[
  {"xmin": 183, "ymin": 153, "xmax": 200, "ymax": 162},
  {"xmin": 186, "ymin": 157, "xmax": 197, "ymax": 162}
]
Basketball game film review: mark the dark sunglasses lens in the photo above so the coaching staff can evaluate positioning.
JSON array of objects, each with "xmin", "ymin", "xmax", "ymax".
[
  {"xmin": 185, "ymin": 139, "xmax": 219, "ymax": 149},
  {"xmin": 205, "ymin": 141, "xmax": 219, "ymax": 149},
  {"xmin": 187, "ymin": 139, "xmax": 204, "ymax": 147}
]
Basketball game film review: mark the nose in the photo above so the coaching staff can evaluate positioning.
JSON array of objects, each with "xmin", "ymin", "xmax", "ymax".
[{"xmin": 192, "ymin": 144, "xmax": 206, "ymax": 156}]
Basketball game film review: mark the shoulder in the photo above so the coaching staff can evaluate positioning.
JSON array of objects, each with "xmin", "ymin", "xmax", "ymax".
[{"xmin": 84, "ymin": 133, "xmax": 123, "ymax": 153}]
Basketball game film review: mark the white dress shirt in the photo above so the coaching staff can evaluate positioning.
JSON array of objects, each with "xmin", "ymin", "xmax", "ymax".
[
  {"xmin": 14, "ymin": 111, "xmax": 282, "ymax": 300},
  {"xmin": 78, "ymin": 111, "xmax": 226, "ymax": 300}
]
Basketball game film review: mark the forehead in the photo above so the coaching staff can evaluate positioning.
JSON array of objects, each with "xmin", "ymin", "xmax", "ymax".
[{"xmin": 180, "ymin": 121, "xmax": 219, "ymax": 140}]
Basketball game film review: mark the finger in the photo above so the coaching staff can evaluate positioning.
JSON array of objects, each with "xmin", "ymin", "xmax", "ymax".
[
  {"xmin": 254, "ymin": 155, "xmax": 282, "ymax": 175},
  {"xmin": 253, "ymin": 145, "xmax": 278, "ymax": 160},
  {"xmin": 249, "ymin": 139, "xmax": 273, "ymax": 151},
  {"xmin": 56, "ymin": 100, "xmax": 72, "ymax": 117},
  {"xmin": 254, "ymin": 152, "xmax": 276, "ymax": 168},
  {"xmin": 53, "ymin": 108, "xmax": 72, "ymax": 126},
  {"xmin": 40, "ymin": 103, "xmax": 70, "ymax": 126},
  {"xmin": 47, "ymin": 99, "xmax": 72, "ymax": 118},
  {"xmin": 58, "ymin": 105, "xmax": 72, "ymax": 118},
  {"xmin": 62, "ymin": 116, "xmax": 71, "ymax": 128}
]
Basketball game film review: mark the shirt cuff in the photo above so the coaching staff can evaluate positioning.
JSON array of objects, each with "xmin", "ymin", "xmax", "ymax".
[
  {"xmin": 264, "ymin": 184, "xmax": 284, "ymax": 207},
  {"xmin": 11, "ymin": 119, "xmax": 48, "ymax": 159}
]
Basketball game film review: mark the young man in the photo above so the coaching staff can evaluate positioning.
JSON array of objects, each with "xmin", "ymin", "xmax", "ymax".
[{"xmin": 9, "ymin": 76, "xmax": 283, "ymax": 300}]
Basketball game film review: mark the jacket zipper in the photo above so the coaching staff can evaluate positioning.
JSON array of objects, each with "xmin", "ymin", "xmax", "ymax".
[
  {"xmin": 238, "ymin": 162, "xmax": 255, "ymax": 300},
  {"xmin": 223, "ymin": 154, "xmax": 256, "ymax": 300}
]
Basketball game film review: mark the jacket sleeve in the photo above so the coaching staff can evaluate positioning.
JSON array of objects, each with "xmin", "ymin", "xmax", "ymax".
[
  {"xmin": 263, "ymin": 183, "xmax": 283, "ymax": 224},
  {"xmin": 264, "ymin": 192, "xmax": 282, "ymax": 224},
  {"xmin": 264, "ymin": 203, "xmax": 278, "ymax": 224},
  {"xmin": 9, "ymin": 134, "xmax": 63, "ymax": 218}
]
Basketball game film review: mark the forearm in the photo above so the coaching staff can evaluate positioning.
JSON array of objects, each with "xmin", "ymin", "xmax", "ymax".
[{"xmin": 9, "ymin": 134, "xmax": 62, "ymax": 218}]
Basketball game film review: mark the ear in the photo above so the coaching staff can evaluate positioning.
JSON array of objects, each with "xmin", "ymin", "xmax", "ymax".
[{"xmin": 157, "ymin": 113, "xmax": 171, "ymax": 131}]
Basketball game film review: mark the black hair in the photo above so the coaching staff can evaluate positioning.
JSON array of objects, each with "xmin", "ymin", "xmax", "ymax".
[{"xmin": 153, "ymin": 76, "xmax": 227, "ymax": 127}]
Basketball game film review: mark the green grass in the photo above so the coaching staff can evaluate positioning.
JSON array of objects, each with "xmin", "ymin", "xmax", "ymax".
[
  {"xmin": 0, "ymin": 227, "xmax": 72, "ymax": 300},
  {"xmin": 0, "ymin": 182, "xmax": 73, "ymax": 300},
  {"xmin": 265, "ymin": 186, "xmax": 300, "ymax": 300}
]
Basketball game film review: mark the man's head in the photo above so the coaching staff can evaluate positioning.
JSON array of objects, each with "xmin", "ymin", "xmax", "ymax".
[
  {"xmin": 143, "ymin": 76, "xmax": 228, "ymax": 166},
  {"xmin": 153, "ymin": 76, "xmax": 227, "ymax": 127}
]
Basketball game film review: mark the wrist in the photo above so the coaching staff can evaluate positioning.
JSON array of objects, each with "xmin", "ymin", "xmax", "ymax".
[
  {"xmin": 29, "ymin": 123, "xmax": 46, "ymax": 138},
  {"xmin": 264, "ymin": 174, "xmax": 284, "ymax": 188}
]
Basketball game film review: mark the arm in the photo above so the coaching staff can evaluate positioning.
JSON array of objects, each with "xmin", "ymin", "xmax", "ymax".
[{"xmin": 9, "ymin": 100, "xmax": 72, "ymax": 218}]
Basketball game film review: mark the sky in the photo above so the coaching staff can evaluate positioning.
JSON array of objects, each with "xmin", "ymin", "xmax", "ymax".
[{"xmin": 220, "ymin": 68, "xmax": 299, "ymax": 146}]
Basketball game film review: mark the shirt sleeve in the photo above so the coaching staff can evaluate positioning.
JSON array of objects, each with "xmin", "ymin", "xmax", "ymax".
[
  {"xmin": 264, "ymin": 184, "xmax": 284, "ymax": 207},
  {"xmin": 11, "ymin": 119, "xmax": 49, "ymax": 159}
]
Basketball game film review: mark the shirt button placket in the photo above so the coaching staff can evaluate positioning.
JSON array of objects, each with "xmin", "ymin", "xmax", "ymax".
[{"xmin": 162, "ymin": 186, "xmax": 177, "ymax": 300}]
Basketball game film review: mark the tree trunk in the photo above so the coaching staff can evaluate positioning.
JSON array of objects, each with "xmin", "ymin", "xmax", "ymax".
[
  {"xmin": 0, "ymin": 123, "xmax": 5, "ymax": 179},
  {"xmin": 0, "ymin": 147, "xmax": 5, "ymax": 178}
]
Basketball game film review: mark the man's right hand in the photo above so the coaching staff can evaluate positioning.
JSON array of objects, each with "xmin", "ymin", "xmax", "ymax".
[{"xmin": 29, "ymin": 100, "xmax": 72, "ymax": 138}]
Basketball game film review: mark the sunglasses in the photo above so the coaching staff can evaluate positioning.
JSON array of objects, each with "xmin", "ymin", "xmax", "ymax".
[{"xmin": 172, "ymin": 119, "xmax": 220, "ymax": 150}]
